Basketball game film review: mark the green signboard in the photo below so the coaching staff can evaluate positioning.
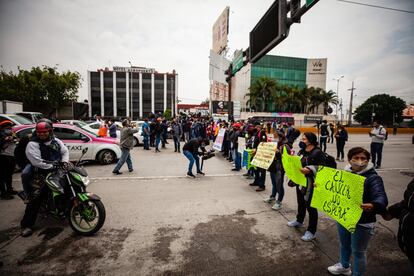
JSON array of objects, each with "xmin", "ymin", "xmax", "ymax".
[{"xmin": 232, "ymin": 54, "xmax": 244, "ymax": 75}]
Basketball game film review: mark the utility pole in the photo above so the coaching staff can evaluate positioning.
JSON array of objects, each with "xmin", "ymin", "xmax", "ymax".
[
  {"xmin": 347, "ymin": 81, "xmax": 356, "ymax": 126},
  {"xmin": 129, "ymin": 61, "xmax": 133, "ymax": 120}
]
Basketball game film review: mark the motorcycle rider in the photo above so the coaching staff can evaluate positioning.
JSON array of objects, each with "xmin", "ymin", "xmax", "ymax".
[{"xmin": 20, "ymin": 120, "xmax": 69, "ymax": 237}]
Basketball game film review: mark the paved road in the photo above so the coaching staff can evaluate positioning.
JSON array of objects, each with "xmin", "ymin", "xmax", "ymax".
[{"xmin": 0, "ymin": 134, "xmax": 413, "ymax": 275}]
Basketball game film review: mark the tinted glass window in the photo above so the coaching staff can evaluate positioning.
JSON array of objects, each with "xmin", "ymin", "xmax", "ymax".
[
  {"xmin": 89, "ymin": 123, "xmax": 100, "ymax": 129},
  {"xmin": 54, "ymin": 128, "xmax": 83, "ymax": 140},
  {"xmin": 16, "ymin": 128, "xmax": 34, "ymax": 139}
]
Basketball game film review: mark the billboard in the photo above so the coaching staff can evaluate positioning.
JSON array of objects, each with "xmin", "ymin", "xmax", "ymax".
[
  {"xmin": 210, "ymin": 81, "xmax": 229, "ymax": 101},
  {"xmin": 212, "ymin": 101, "xmax": 230, "ymax": 114},
  {"xmin": 209, "ymin": 49, "xmax": 231, "ymax": 83},
  {"xmin": 212, "ymin": 7, "xmax": 230, "ymax": 54},
  {"xmin": 306, "ymin": 58, "xmax": 327, "ymax": 90}
]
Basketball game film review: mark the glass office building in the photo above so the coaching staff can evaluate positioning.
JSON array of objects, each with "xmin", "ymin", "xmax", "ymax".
[{"xmin": 88, "ymin": 67, "xmax": 178, "ymax": 119}]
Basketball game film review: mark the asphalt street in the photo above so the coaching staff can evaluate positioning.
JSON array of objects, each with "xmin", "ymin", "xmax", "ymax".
[{"xmin": 0, "ymin": 134, "xmax": 413, "ymax": 275}]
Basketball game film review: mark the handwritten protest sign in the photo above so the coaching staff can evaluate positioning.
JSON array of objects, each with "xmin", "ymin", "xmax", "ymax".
[
  {"xmin": 251, "ymin": 142, "xmax": 277, "ymax": 170},
  {"xmin": 238, "ymin": 137, "xmax": 246, "ymax": 154},
  {"xmin": 311, "ymin": 166, "xmax": 365, "ymax": 233},
  {"xmin": 281, "ymin": 147, "xmax": 307, "ymax": 187},
  {"xmin": 213, "ymin": 128, "xmax": 225, "ymax": 151}
]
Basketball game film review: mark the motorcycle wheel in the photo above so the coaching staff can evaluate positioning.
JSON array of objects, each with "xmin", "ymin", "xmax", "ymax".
[{"xmin": 69, "ymin": 200, "xmax": 106, "ymax": 236}]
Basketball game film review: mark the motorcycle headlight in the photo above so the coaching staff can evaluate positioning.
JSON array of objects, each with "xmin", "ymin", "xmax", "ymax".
[{"xmin": 80, "ymin": 175, "xmax": 90, "ymax": 186}]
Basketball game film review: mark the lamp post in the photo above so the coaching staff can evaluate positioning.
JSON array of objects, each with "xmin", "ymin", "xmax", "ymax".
[
  {"xmin": 333, "ymin": 75, "xmax": 344, "ymax": 117},
  {"xmin": 129, "ymin": 61, "xmax": 133, "ymax": 120},
  {"xmin": 371, "ymin": 103, "xmax": 378, "ymax": 123}
]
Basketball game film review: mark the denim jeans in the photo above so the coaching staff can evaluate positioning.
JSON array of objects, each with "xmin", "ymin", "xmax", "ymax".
[
  {"xmin": 113, "ymin": 147, "xmax": 133, "ymax": 172},
  {"xmin": 296, "ymin": 185, "xmax": 318, "ymax": 234},
  {"xmin": 336, "ymin": 141, "xmax": 345, "ymax": 159},
  {"xmin": 155, "ymin": 134, "xmax": 161, "ymax": 150},
  {"xmin": 21, "ymin": 163, "xmax": 33, "ymax": 195},
  {"xmin": 370, "ymin": 142, "xmax": 384, "ymax": 167},
  {"xmin": 254, "ymin": 168, "xmax": 266, "ymax": 188},
  {"xmin": 143, "ymin": 135, "xmax": 149, "ymax": 149},
  {"xmin": 183, "ymin": 150, "xmax": 200, "ymax": 173},
  {"xmin": 320, "ymin": 136, "xmax": 327, "ymax": 152},
  {"xmin": 233, "ymin": 149, "xmax": 241, "ymax": 170},
  {"xmin": 269, "ymin": 169, "xmax": 285, "ymax": 202},
  {"xmin": 338, "ymin": 223, "xmax": 374, "ymax": 276},
  {"xmin": 173, "ymin": 136, "xmax": 180, "ymax": 151}
]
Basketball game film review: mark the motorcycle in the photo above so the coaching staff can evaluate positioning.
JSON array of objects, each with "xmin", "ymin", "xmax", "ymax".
[{"xmin": 20, "ymin": 148, "xmax": 106, "ymax": 236}]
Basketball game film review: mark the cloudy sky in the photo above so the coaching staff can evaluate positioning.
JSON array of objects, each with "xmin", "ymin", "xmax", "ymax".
[{"xmin": 1, "ymin": 0, "xmax": 413, "ymax": 113}]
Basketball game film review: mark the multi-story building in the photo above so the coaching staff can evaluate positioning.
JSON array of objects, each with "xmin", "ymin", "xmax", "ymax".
[
  {"xmin": 231, "ymin": 54, "xmax": 327, "ymax": 113},
  {"xmin": 88, "ymin": 66, "xmax": 178, "ymax": 119}
]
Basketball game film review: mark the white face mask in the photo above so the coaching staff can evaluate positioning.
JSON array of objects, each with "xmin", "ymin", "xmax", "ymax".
[{"xmin": 349, "ymin": 160, "xmax": 368, "ymax": 172}]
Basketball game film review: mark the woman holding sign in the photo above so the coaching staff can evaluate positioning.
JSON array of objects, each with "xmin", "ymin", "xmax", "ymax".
[
  {"xmin": 326, "ymin": 147, "xmax": 388, "ymax": 276},
  {"xmin": 287, "ymin": 132, "xmax": 325, "ymax": 242}
]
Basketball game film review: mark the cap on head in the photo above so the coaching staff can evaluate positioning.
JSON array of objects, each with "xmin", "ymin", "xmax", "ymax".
[
  {"xmin": 233, "ymin": 123, "xmax": 241, "ymax": 129},
  {"xmin": 36, "ymin": 121, "xmax": 53, "ymax": 133}
]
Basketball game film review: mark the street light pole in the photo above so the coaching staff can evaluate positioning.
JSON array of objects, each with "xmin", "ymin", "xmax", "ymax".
[
  {"xmin": 129, "ymin": 61, "xmax": 133, "ymax": 120},
  {"xmin": 347, "ymin": 81, "xmax": 356, "ymax": 126},
  {"xmin": 333, "ymin": 75, "xmax": 344, "ymax": 117}
]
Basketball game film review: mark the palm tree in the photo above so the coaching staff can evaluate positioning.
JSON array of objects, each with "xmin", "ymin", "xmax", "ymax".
[{"xmin": 246, "ymin": 76, "xmax": 277, "ymax": 112}]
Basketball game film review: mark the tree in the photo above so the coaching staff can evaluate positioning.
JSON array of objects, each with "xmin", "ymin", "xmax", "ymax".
[
  {"xmin": 246, "ymin": 76, "xmax": 278, "ymax": 112},
  {"xmin": 0, "ymin": 66, "xmax": 81, "ymax": 116},
  {"xmin": 353, "ymin": 94, "xmax": 406, "ymax": 126},
  {"xmin": 163, "ymin": 108, "xmax": 172, "ymax": 120},
  {"xmin": 320, "ymin": 89, "xmax": 338, "ymax": 115}
]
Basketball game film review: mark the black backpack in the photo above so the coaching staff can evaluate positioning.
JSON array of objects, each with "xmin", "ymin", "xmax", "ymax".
[
  {"xmin": 322, "ymin": 152, "xmax": 337, "ymax": 169},
  {"xmin": 291, "ymin": 128, "xmax": 301, "ymax": 141}
]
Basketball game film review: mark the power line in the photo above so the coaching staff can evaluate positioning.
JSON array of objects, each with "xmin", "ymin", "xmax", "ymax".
[{"xmin": 337, "ymin": 0, "xmax": 414, "ymax": 14}]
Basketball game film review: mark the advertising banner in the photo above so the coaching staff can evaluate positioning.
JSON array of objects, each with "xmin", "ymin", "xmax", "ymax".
[
  {"xmin": 251, "ymin": 142, "xmax": 277, "ymax": 170},
  {"xmin": 210, "ymin": 82, "xmax": 229, "ymax": 102},
  {"xmin": 213, "ymin": 128, "xmax": 226, "ymax": 151},
  {"xmin": 212, "ymin": 7, "xmax": 230, "ymax": 54},
  {"xmin": 306, "ymin": 58, "xmax": 327, "ymax": 90},
  {"xmin": 311, "ymin": 166, "xmax": 365, "ymax": 233}
]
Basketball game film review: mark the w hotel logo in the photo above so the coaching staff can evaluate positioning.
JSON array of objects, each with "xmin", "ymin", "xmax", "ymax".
[{"xmin": 313, "ymin": 60, "xmax": 323, "ymax": 67}]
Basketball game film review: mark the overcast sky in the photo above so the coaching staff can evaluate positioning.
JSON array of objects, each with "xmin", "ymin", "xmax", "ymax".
[{"xmin": 1, "ymin": 0, "xmax": 413, "ymax": 114}]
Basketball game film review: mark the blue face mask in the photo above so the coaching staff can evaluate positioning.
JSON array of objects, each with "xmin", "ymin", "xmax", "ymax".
[{"xmin": 299, "ymin": 141, "xmax": 307, "ymax": 150}]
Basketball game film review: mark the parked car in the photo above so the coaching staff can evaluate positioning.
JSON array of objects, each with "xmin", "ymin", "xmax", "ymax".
[
  {"xmin": 0, "ymin": 114, "xmax": 33, "ymax": 125},
  {"xmin": 13, "ymin": 123, "xmax": 122, "ymax": 165},
  {"xmin": 15, "ymin": 112, "xmax": 44, "ymax": 123},
  {"xmin": 85, "ymin": 121, "xmax": 142, "ymax": 147},
  {"xmin": 61, "ymin": 120, "xmax": 89, "ymax": 128}
]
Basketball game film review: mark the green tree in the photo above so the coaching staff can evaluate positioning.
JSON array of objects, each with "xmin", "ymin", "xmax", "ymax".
[
  {"xmin": 353, "ymin": 94, "xmax": 406, "ymax": 126},
  {"xmin": 163, "ymin": 108, "xmax": 172, "ymax": 120},
  {"xmin": 320, "ymin": 89, "xmax": 338, "ymax": 115},
  {"xmin": 0, "ymin": 66, "xmax": 81, "ymax": 115},
  {"xmin": 246, "ymin": 76, "xmax": 278, "ymax": 112}
]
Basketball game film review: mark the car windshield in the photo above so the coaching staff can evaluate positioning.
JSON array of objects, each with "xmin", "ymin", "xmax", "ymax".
[
  {"xmin": 9, "ymin": 115, "xmax": 32, "ymax": 125},
  {"xmin": 33, "ymin": 113, "xmax": 44, "ymax": 122}
]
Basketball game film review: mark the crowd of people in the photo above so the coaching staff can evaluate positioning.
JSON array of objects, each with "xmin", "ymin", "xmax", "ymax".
[{"xmin": 0, "ymin": 115, "xmax": 412, "ymax": 275}]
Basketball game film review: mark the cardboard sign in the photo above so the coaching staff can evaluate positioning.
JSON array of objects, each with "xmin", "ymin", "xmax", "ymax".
[
  {"xmin": 282, "ymin": 147, "xmax": 307, "ymax": 187},
  {"xmin": 311, "ymin": 166, "xmax": 365, "ymax": 233},
  {"xmin": 242, "ymin": 149, "xmax": 256, "ymax": 170},
  {"xmin": 238, "ymin": 137, "xmax": 246, "ymax": 154},
  {"xmin": 213, "ymin": 128, "xmax": 225, "ymax": 151},
  {"xmin": 251, "ymin": 142, "xmax": 277, "ymax": 170}
]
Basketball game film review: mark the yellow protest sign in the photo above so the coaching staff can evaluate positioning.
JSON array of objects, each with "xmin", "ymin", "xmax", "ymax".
[
  {"xmin": 251, "ymin": 142, "xmax": 277, "ymax": 170},
  {"xmin": 311, "ymin": 166, "xmax": 365, "ymax": 233},
  {"xmin": 281, "ymin": 147, "xmax": 307, "ymax": 187}
]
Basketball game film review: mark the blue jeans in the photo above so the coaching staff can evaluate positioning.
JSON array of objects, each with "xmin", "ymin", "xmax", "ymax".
[
  {"xmin": 233, "ymin": 149, "xmax": 241, "ymax": 170},
  {"xmin": 173, "ymin": 136, "xmax": 180, "ymax": 151},
  {"xmin": 254, "ymin": 168, "xmax": 266, "ymax": 188},
  {"xmin": 183, "ymin": 150, "xmax": 200, "ymax": 173},
  {"xmin": 269, "ymin": 169, "xmax": 285, "ymax": 202},
  {"xmin": 155, "ymin": 134, "xmax": 161, "ymax": 150},
  {"xmin": 370, "ymin": 142, "xmax": 384, "ymax": 167},
  {"xmin": 338, "ymin": 223, "xmax": 374, "ymax": 276},
  {"xmin": 21, "ymin": 163, "xmax": 33, "ymax": 195},
  {"xmin": 113, "ymin": 147, "xmax": 133, "ymax": 172},
  {"xmin": 320, "ymin": 136, "xmax": 327, "ymax": 152},
  {"xmin": 143, "ymin": 135, "xmax": 149, "ymax": 149}
]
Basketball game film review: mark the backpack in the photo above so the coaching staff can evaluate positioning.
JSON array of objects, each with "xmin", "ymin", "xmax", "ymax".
[
  {"xmin": 14, "ymin": 136, "xmax": 30, "ymax": 169},
  {"xmin": 322, "ymin": 152, "xmax": 337, "ymax": 169},
  {"xmin": 291, "ymin": 128, "xmax": 301, "ymax": 141},
  {"xmin": 380, "ymin": 127, "xmax": 388, "ymax": 140}
]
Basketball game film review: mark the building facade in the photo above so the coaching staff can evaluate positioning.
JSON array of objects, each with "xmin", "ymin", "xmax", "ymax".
[
  {"xmin": 88, "ymin": 66, "xmax": 178, "ymax": 119},
  {"xmin": 231, "ymin": 54, "xmax": 327, "ymax": 114}
]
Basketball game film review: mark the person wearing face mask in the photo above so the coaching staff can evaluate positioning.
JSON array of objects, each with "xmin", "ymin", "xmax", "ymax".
[
  {"xmin": 325, "ymin": 147, "xmax": 388, "ymax": 276},
  {"xmin": 249, "ymin": 122, "xmax": 268, "ymax": 192},
  {"xmin": 0, "ymin": 120, "xmax": 18, "ymax": 200},
  {"xmin": 287, "ymin": 132, "xmax": 325, "ymax": 242},
  {"xmin": 264, "ymin": 131, "xmax": 290, "ymax": 210}
]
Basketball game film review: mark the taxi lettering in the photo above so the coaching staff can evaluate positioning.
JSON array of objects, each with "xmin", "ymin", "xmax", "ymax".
[{"xmin": 65, "ymin": 145, "xmax": 83, "ymax": 151}]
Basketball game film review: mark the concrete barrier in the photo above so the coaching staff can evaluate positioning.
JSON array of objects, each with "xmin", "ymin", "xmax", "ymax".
[{"xmin": 296, "ymin": 127, "xmax": 414, "ymax": 134}]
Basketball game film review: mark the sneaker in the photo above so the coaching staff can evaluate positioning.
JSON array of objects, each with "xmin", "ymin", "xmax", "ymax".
[
  {"xmin": 335, "ymin": 157, "xmax": 340, "ymax": 161},
  {"xmin": 197, "ymin": 171, "xmax": 205, "ymax": 175},
  {"xmin": 327, "ymin": 263, "xmax": 352, "ymax": 275},
  {"xmin": 231, "ymin": 168, "xmax": 240, "ymax": 171},
  {"xmin": 263, "ymin": 197, "xmax": 275, "ymax": 203},
  {"xmin": 249, "ymin": 182, "xmax": 259, "ymax": 186},
  {"xmin": 112, "ymin": 171, "xmax": 123, "ymax": 175},
  {"xmin": 21, "ymin": 227, "xmax": 33, "ymax": 237},
  {"xmin": 287, "ymin": 220, "xmax": 304, "ymax": 228},
  {"xmin": 301, "ymin": 231, "xmax": 316, "ymax": 242},
  {"xmin": 129, "ymin": 169, "xmax": 134, "ymax": 172},
  {"xmin": 272, "ymin": 201, "xmax": 282, "ymax": 210},
  {"xmin": 255, "ymin": 187, "xmax": 265, "ymax": 192},
  {"xmin": 187, "ymin": 172, "xmax": 196, "ymax": 178}
]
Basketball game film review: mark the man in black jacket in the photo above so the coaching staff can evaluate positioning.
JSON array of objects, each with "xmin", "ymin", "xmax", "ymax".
[{"xmin": 182, "ymin": 137, "xmax": 208, "ymax": 178}]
